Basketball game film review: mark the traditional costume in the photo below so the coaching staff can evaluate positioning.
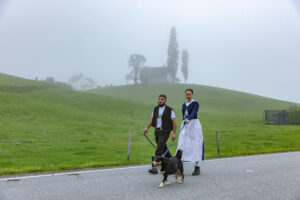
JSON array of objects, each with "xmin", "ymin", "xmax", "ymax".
[
  {"xmin": 148, "ymin": 105, "xmax": 176, "ymax": 174},
  {"xmin": 151, "ymin": 105, "xmax": 176, "ymax": 157},
  {"xmin": 176, "ymin": 99, "xmax": 204, "ymax": 175}
]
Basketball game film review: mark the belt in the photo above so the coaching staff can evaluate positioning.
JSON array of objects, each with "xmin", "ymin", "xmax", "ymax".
[{"xmin": 155, "ymin": 128, "xmax": 170, "ymax": 132}]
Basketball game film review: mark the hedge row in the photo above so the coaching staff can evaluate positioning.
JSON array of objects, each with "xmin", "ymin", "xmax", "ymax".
[{"xmin": 289, "ymin": 110, "xmax": 300, "ymax": 124}]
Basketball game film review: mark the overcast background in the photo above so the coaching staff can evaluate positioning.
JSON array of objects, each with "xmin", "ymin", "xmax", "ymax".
[{"xmin": 0, "ymin": 0, "xmax": 299, "ymax": 103}]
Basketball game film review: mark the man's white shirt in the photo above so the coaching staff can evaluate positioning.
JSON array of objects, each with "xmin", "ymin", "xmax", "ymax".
[{"xmin": 151, "ymin": 105, "xmax": 176, "ymax": 128}]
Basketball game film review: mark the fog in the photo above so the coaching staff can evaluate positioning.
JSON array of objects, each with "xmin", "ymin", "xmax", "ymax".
[{"xmin": 0, "ymin": 0, "xmax": 300, "ymax": 102}]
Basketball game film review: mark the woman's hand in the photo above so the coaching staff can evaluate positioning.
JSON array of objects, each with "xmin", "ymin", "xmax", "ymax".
[{"xmin": 185, "ymin": 120, "xmax": 190, "ymax": 124}]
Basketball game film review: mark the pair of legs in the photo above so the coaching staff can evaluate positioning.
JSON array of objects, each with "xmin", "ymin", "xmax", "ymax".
[
  {"xmin": 154, "ymin": 130, "xmax": 172, "ymax": 157},
  {"xmin": 149, "ymin": 130, "xmax": 172, "ymax": 174}
]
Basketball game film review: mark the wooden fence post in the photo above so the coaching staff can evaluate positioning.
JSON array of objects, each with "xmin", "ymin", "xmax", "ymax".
[
  {"xmin": 127, "ymin": 130, "xmax": 132, "ymax": 161},
  {"xmin": 216, "ymin": 131, "xmax": 220, "ymax": 156}
]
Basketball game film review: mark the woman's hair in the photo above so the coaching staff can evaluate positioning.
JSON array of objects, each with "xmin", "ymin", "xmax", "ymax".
[{"xmin": 185, "ymin": 88, "xmax": 194, "ymax": 94}]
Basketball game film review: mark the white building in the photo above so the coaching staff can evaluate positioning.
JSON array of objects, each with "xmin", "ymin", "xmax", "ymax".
[{"xmin": 68, "ymin": 74, "xmax": 97, "ymax": 91}]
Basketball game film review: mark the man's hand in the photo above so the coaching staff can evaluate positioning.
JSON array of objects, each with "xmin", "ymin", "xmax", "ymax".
[
  {"xmin": 144, "ymin": 118, "xmax": 153, "ymax": 135},
  {"xmin": 143, "ymin": 127, "xmax": 148, "ymax": 135},
  {"xmin": 172, "ymin": 133, "xmax": 176, "ymax": 141}
]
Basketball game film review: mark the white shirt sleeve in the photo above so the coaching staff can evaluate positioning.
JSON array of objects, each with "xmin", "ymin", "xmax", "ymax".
[
  {"xmin": 152, "ymin": 109, "xmax": 175, "ymax": 118},
  {"xmin": 171, "ymin": 110, "xmax": 176, "ymax": 119}
]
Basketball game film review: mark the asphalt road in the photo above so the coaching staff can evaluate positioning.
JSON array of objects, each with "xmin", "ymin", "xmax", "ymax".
[{"xmin": 0, "ymin": 152, "xmax": 300, "ymax": 200}]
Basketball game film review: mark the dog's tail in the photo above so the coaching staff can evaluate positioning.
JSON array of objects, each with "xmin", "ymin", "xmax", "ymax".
[{"xmin": 175, "ymin": 150, "xmax": 183, "ymax": 159}]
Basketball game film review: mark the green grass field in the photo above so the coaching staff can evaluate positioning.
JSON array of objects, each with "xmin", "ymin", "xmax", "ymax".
[
  {"xmin": 89, "ymin": 84, "xmax": 300, "ymax": 156},
  {"xmin": 1, "ymin": 73, "xmax": 300, "ymax": 175}
]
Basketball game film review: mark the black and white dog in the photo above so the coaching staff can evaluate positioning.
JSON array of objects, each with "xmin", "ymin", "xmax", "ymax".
[{"xmin": 154, "ymin": 150, "xmax": 184, "ymax": 188}]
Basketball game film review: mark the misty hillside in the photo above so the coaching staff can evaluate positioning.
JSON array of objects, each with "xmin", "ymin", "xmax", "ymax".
[
  {"xmin": 1, "ymin": 73, "xmax": 300, "ymax": 175},
  {"xmin": 0, "ymin": 73, "xmax": 152, "ymax": 174},
  {"xmin": 89, "ymin": 83, "xmax": 297, "ymax": 116}
]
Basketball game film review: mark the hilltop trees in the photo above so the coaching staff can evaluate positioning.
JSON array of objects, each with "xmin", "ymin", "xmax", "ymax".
[
  {"xmin": 181, "ymin": 49, "xmax": 189, "ymax": 84},
  {"xmin": 126, "ymin": 27, "xmax": 190, "ymax": 84},
  {"xmin": 44, "ymin": 77, "xmax": 73, "ymax": 89},
  {"xmin": 167, "ymin": 26, "xmax": 179, "ymax": 83},
  {"xmin": 45, "ymin": 77, "xmax": 55, "ymax": 83},
  {"xmin": 125, "ymin": 74, "xmax": 132, "ymax": 85},
  {"xmin": 128, "ymin": 54, "xmax": 146, "ymax": 84}
]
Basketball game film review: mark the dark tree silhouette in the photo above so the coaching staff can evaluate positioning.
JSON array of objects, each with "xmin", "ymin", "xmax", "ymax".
[
  {"xmin": 128, "ymin": 54, "xmax": 146, "ymax": 84},
  {"xmin": 167, "ymin": 26, "xmax": 179, "ymax": 83}
]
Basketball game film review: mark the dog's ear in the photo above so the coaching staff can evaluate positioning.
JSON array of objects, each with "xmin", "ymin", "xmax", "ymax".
[{"xmin": 175, "ymin": 149, "xmax": 183, "ymax": 159}]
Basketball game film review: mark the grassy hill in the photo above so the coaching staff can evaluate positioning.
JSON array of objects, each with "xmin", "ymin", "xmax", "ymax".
[
  {"xmin": 0, "ymin": 73, "xmax": 153, "ymax": 175},
  {"xmin": 1, "ymin": 73, "xmax": 300, "ymax": 175},
  {"xmin": 89, "ymin": 84, "xmax": 300, "ymax": 158}
]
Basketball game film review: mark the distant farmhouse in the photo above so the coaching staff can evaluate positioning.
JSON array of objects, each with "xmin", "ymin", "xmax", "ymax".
[
  {"xmin": 68, "ymin": 74, "xmax": 97, "ymax": 91},
  {"xmin": 139, "ymin": 66, "xmax": 178, "ymax": 84}
]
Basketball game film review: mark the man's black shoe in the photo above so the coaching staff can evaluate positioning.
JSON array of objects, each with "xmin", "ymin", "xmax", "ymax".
[
  {"xmin": 148, "ymin": 167, "xmax": 158, "ymax": 174},
  {"xmin": 149, "ymin": 156, "xmax": 158, "ymax": 174}
]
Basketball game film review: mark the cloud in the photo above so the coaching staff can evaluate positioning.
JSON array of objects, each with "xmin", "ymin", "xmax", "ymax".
[
  {"xmin": 0, "ymin": 0, "xmax": 9, "ymax": 18},
  {"xmin": 291, "ymin": 0, "xmax": 300, "ymax": 15}
]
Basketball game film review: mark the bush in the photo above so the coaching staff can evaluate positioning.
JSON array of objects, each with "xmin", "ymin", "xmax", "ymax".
[
  {"xmin": 290, "ymin": 110, "xmax": 300, "ymax": 124},
  {"xmin": 44, "ymin": 77, "xmax": 73, "ymax": 90}
]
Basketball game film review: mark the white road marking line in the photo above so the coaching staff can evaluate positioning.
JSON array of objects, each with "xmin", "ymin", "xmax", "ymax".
[
  {"xmin": 205, "ymin": 151, "xmax": 300, "ymax": 162},
  {"xmin": 1, "ymin": 174, "xmax": 53, "ymax": 181},
  {"xmin": 0, "ymin": 165, "xmax": 149, "ymax": 182},
  {"xmin": 246, "ymin": 170, "xmax": 254, "ymax": 173},
  {"xmin": 0, "ymin": 151, "xmax": 298, "ymax": 182}
]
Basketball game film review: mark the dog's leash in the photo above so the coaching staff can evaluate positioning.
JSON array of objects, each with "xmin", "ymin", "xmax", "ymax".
[
  {"xmin": 163, "ymin": 122, "xmax": 186, "ymax": 157},
  {"xmin": 144, "ymin": 133, "xmax": 156, "ymax": 149}
]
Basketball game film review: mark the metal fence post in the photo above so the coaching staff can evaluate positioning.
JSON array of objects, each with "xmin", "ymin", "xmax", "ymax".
[
  {"xmin": 127, "ymin": 130, "xmax": 132, "ymax": 161},
  {"xmin": 216, "ymin": 131, "xmax": 220, "ymax": 156}
]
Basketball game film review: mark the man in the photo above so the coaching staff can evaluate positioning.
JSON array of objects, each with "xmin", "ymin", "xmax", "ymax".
[{"xmin": 143, "ymin": 94, "xmax": 177, "ymax": 174}]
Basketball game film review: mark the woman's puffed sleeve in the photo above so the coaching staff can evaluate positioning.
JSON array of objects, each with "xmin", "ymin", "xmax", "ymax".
[{"xmin": 187, "ymin": 102, "xmax": 199, "ymax": 120}]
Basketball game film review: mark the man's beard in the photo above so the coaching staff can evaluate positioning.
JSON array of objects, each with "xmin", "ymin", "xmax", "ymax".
[{"xmin": 158, "ymin": 103, "xmax": 165, "ymax": 107}]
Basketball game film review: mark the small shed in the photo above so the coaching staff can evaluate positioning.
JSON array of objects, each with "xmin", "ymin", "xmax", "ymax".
[
  {"xmin": 139, "ymin": 66, "xmax": 171, "ymax": 84},
  {"xmin": 264, "ymin": 110, "xmax": 290, "ymax": 124}
]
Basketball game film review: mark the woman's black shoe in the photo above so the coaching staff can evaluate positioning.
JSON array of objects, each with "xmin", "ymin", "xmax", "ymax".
[{"xmin": 192, "ymin": 166, "xmax": 200, "ymax": 176}]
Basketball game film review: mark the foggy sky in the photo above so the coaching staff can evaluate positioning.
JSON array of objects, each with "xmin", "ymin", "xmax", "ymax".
[{"xmin": 0, "ymin": 0, "xmax": 300, "ymax": 103}]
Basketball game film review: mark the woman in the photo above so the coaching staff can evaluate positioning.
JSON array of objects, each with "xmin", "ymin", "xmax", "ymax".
[{"xmin": 176, "ymin": 88, "xmax": 204, "ymax": 176}]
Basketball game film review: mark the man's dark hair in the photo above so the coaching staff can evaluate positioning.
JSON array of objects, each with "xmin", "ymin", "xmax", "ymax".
[
  {"xmin": 159, "ymin": 94, "xmax": 167, "ymax": 100},
  {"xmin": 185, "ymin": 88, "xmax": 194, "ymax": 94}
]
